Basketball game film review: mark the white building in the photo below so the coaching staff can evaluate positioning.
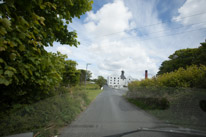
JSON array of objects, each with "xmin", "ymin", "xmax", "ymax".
[{"xmin": 107, "ymin": 71, "xmax": 135, "ymax": 88}]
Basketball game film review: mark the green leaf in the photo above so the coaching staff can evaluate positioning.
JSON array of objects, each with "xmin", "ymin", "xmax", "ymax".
[
  {"xmin": 0, "ymin": 18, "xmax": 11, "ymax": 29},
  {"xmin": 0, "ymin": 46, "xmax": 6, "ymax": 51},
  {"xmin": 28, "ymin": 69, "xmax": 33, "ymax": 76},
  {"xmin": 39, "ymin": 17, "xmax": 45, "ymax": 26},
  {"xmin": 35, "ymin": 72, "xmax": 40, "ymax": 77},
  {"xmin": 0, "ymin": 26, "xmax": 7, "ymax": 35},
  {"xmin": 19, "ymin": 44, "xmax": 25, "ymax": 51},
  {"xmin": 40, "ymin": 4, "xmax": 46, "ymax": 9},
  {"xmin": 10, "ymin": 53, "xmax": 17, "ymax": 60},
  {"xmin": 7, "ymin": 66, "xmax": 17, "ymax": 72},
  {"xmin": 4, "ymin": 70, "xmax": 14, "ymax": 77},
  {"xmin": 8, "ymin": 41, "xmax": 17, "ymax": 47},
  {"xmin": 19, "ymin": 32, "xmax": 26, "ymax": 39},
  {"xmin": 0, "ymin": 76, "xmax": 10, "ymax": 86},
  {"xmin": 0, "ymin": 58, "xmax": 4, "ymax": 63},
  {"xmin": 19, "ymin": 16, "xmax": 29, "ymax": 27}
]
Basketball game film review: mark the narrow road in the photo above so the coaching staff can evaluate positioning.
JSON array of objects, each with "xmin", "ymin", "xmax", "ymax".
[{"xmin": 59, "ymin": 86, "xmax": 189, "ymax": 137}]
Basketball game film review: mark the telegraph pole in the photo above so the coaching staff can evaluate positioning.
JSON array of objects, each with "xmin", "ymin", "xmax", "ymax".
[{"xmin": 85, "ymin": 63, "xmax": 91, "ymax": 86}]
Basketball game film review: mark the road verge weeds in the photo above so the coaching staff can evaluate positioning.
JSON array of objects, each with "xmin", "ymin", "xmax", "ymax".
[{"xmin": 0, "ymin": 84, "xmax": 101, "ymax": 137}]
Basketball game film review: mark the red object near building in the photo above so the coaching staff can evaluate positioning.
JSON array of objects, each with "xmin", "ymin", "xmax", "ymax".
[{"xmin": 145, "ymin": 70, "xmax": 148, "ymax": 79}]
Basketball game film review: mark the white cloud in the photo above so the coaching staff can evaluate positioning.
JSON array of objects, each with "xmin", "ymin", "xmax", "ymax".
[
  {"xmin": 45, "ymin": 0, "xmax": 206, "ymax": 79},
  {"xmin": 81, "ymin": 0, "xmax": 161, "ymax": 79},
  {"xmin": 84, "ymin": 0, "xmax": 133, "ymax": 37},
  {"xmin": 173, "ymin": 0, "xmax": 206, "ymax": 28},
  {"xmin": 56, "ymin": 46, "xmax": 72, "ymax": 56}
]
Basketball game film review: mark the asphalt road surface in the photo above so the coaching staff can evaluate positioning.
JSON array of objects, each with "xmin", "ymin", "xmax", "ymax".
[{"xmin": 59, "ymin": 86, "xmax": 197, "ymax": 137}]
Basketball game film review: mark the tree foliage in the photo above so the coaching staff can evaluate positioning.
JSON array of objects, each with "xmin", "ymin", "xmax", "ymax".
[
  {"xmin": 157, "ymin": 42, "xmax": 206, "ymax": 75},
  {"xmin": 129, "ymin": 65, "xmax": 206, "ymax": 92},
  {"xmin": 86, "ymin": 70, "xmax": 92, "ymax": 81},
  {"xmin": 0, "ymin": 0, "xmax": 93, "ymax": 109},
  {"xmin": 62, "ymin": 60, "xmax": 80, "ymax": 87},
  {"xmin": 79, "ymin": 69, "xmax": 92, "ymax": 84},
  {"xmin": 94, "ymin": 76, "xmax": 107, "ymax": 88}
]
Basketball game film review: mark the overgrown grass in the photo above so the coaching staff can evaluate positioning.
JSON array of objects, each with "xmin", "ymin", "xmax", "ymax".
[
  {"xmin": 86, "ymin": 88, "xmax": 102, "ymax": 102},
  {"xmin": 127, "ymin": 65, "xmax": 206, "ymax": 130},
  {"xmin": 126, "ymin": 87, "xmax": 206, "ymax": 131},
  {"xmin": 127, "ymin": 97, "xmax": 169, "ymax": 110},
  {"xmin": 0, "ymin": 84, "xmax": 101, "ymax": 137},
  {"xmin": 74, "ymin": 84, "xmax": 102, "ymax": 103}
]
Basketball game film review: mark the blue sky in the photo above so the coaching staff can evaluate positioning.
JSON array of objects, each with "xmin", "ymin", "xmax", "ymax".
[{"xmin": 46, "ymin": 0, "xmax": 206, "ymax": 79}]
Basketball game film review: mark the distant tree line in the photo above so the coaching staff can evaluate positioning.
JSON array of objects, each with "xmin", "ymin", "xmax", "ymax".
[
  {"xmin": 158, "ymin": 42, "xmax": 206, "ymax": 75},
  {"xmin": 93, "ymin": 76, "xmax": 107, "ymax": 87}
]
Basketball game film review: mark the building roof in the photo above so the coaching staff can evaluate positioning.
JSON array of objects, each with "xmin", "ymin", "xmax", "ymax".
[
  {"xmin": 120, "ymin": 70, "xmax": 126, "ymax": 80},
  {"xmin": 108, "ymin": 74, "xmax": 119, "ymax": 77}
]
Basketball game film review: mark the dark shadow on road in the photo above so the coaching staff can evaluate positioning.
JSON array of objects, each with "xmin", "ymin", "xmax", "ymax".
[{"xmin": 104, "ymin": 129, "xmax": 141, "ymax": 137}]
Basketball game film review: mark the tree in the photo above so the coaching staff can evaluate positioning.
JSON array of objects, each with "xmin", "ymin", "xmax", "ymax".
[
  {"xmin": 79, "ymin": 69, "xmax": 92, "ymax": 84},
  {"xmin": 157, "ymin": 41, "xmax": 206, "ymax": 75},
  {"xmin": 0, "ymin": 0, "xmax": 92, "ymax": 85},
  {"xmin": 195, "ymin": 42, "xmax": 206, "ymax": 65},
  {"xmin": 86, "ymin": 70, "xmax": 92, "ymax": 81},
  {"xmin": 62, "ymin": 60, "xmax": 80, "ymax": 87},
  {"xmin": 95, "ymin": 76, "xmax": 107, "ymax": 88},
  {"xmin": 0, "ymin": 0, "xmax": 93, "ymax": 109}
]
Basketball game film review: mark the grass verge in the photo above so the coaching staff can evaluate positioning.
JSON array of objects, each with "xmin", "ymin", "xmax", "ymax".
[
  {"xmin": 86, "ymin": 88, "xmax": 102, "ymax": 102},
  {"xmin": 126, "ymin": 88, "xmax": 206, "ymax": 131},
  {"xmin": 0, "ymin": 84, "xmax": 102, "ymax": 137}
]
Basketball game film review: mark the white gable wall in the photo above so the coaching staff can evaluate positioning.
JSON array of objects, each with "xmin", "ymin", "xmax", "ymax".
[
  {"xmin": 107, "ymin": 74, "xmax": 135, "ymax": 88},
  {"xmin": 107, "ymin": 75, "xmax": 122, "ymax": 88}
]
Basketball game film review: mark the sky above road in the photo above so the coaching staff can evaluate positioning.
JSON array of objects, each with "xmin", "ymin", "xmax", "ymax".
[{"xmin": 46, "ymin": 0, "xmax": 206, "ymax": 79}]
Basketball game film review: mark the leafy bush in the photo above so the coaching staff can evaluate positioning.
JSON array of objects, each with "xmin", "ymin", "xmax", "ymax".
[
  {"xmin": 0, "ymin": 0, "xmax": 92, "ymax": 112},
  {"xmin": 127, "ymin": 97, "xmax": 169, "ymax": 110},
  {"xmin": 0, "ymin": 87, "xmax": 88, "ymax": 137},
  {"xmin": 0, "ymin": 52, "xmax": 81, "ymax": 111},
  {"xmin": 0, "ymin": 83, "xmax": 102, "ymax": 137},
  {"xmin": 94, "ymin": 76, "xmax": 107, "ymax": 88},
  {"xmin": 129, "ymin": 65, "xmax": 206, "ymax": 92}
]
